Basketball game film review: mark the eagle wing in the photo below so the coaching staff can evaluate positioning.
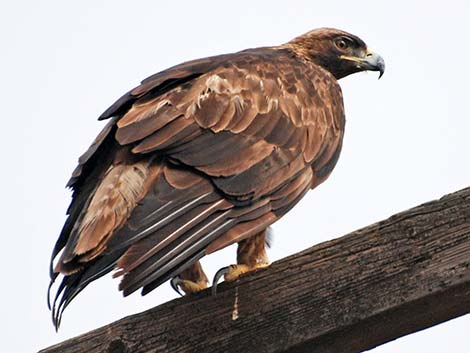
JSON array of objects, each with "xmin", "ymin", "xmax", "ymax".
[{"xmin": 50, "ymin": 49, "xmax": 344, "ymax": 326}]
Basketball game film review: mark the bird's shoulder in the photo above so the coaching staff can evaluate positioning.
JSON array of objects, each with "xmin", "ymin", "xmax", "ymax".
[{"xmin": 99, "ymin": 47, "xmax": 342, "ymax": 122}]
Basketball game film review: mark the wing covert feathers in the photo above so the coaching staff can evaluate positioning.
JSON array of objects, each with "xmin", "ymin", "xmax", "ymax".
[{"xmin": 49, "ymin": 47, "xmax": 346, "ymax": 328}]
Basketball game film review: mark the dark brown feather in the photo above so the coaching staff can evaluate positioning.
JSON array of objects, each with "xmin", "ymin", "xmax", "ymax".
[{"xmin": 50, "ymin": 31, "xmax": 352, "ymax": 328}]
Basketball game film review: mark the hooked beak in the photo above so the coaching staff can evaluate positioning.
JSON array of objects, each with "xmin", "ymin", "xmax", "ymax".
[{"xmin": 341, "ymin": 49, "xmax": 385, "ymax": 79}]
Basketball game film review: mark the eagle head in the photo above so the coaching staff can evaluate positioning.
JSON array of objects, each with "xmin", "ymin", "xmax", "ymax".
[{"xmin": 286, "ymin": 28, "xmax": 385, "ymax": 80}]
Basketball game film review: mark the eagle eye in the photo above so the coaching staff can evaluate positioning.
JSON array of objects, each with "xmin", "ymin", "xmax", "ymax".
[{"xmin": 335, "ymin": 37, "xmax": 351, "ymax": 51}]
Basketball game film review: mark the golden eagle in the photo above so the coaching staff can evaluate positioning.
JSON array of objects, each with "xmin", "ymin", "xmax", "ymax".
[{"xmin": 49, "ymin": 28, "xmax": 384, "ymax": 328}]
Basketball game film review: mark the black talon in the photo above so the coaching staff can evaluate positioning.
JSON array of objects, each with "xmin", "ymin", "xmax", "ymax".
[
  {"xmin": 170, "ymin": 277, "xmax": 184, "ymax": 297},
  {"xmin": 212, "ymin": 266, "xmax": 229, "ymax": 295}
]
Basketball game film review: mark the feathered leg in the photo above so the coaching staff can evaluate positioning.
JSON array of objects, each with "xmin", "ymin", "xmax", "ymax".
[{"xmin": 212, "ymin": 230, "xmax": 270, "ymax": 293}]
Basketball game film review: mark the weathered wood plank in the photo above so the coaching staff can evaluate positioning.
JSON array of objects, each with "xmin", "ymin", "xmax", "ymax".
[{"xmin": 40, "ymin": 187, "xmax": 470, "ymax": 353}]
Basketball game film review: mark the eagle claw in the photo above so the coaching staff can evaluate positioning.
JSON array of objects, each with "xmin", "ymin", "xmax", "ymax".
[
  {"xmin": 170, "ymin": 276, "xmax": 184, "ymax": 297},
  {"xmin": 212, "ymin": 266, "xmax": 230, "ymax": 295}
]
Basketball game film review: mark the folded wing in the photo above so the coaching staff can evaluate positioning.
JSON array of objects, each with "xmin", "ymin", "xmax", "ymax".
[{"xmin": 49, "ymin": 48, "xmax": 345, "ymax": 328}]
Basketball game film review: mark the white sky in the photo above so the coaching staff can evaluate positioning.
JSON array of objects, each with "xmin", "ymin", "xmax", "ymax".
[{"xmin": 2, "ymin": 1, "xmax": 469, "ymax": 352}]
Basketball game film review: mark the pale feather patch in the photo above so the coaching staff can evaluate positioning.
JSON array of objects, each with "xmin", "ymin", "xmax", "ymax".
[
  {"xmin": 118, "ymin": 99, "xmax": 171, "ymax": 127},
  {"xmin": 74, "ymin": 161, "xmax": 153, "ymax": 259}
]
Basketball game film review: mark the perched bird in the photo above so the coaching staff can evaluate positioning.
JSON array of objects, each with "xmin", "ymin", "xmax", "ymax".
[{"xmin": 49, "ymin": 28, "xmax": 384, "ymax": 328}]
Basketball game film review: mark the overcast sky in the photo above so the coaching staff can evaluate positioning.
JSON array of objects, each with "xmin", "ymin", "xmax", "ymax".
[{"xmin": 2, "ymin": 1, "xmax": 469, "ymax": 352}]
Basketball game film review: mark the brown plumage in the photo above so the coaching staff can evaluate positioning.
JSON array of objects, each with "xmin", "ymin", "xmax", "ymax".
[{"xmin": 49, "ymin": 28, "xmax": 384, "ymax": 328}]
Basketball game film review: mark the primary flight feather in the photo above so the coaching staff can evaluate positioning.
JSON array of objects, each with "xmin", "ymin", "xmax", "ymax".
[{"xmin": 49, "ymin": 28, "xmax": 384, "ymax": 328}]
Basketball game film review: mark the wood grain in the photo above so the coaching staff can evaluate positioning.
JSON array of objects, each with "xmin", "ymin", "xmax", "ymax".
[{"xmin": 40, "ymin": 187, "xmax": 470, "ymax": 353}]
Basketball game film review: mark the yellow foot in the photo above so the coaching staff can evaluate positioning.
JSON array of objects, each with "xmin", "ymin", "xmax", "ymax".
[
  {"xmin": 224, "ymin": 263, "xmax": 270, "ymax": 282},
  {"xmin": 170, "ymin": 277, "xmax": 208, "ymax": 296},
  {"xmin": 212, "ymin": 262, "xmax": 270, "ymax": 295}
]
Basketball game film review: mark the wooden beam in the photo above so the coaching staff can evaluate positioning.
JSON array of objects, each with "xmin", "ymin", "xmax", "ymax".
[{"xmin": 40, "ymin": 187, "xmax": 470, "ymax": 353}]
